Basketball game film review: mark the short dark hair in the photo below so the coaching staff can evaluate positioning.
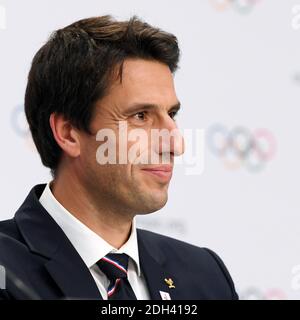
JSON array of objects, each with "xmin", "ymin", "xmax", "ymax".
[{"xmin": 25, "ymin": 15, "xmax": 180, "ymax": 175}]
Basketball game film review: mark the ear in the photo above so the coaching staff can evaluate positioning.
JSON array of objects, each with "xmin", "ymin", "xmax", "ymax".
[{"xmin": 49, "ymin": 113, "xmax": 81, "ymax": 158}]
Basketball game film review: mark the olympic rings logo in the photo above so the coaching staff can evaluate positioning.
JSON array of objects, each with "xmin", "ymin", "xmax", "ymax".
[
  {"xmin": 209, "ymin": 0, "xmax": 262, "ymax": 14},
  {"xmin": 207, "ymin": 124, "xmax": 277, "ymax": 172}
]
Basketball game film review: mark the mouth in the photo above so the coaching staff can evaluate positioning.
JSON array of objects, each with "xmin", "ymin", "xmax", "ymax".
[{"xmin": 141, "ymin": 165, "xmax": 173, "ymax": 183}]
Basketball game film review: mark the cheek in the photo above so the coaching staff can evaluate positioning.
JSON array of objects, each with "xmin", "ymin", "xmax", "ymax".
[
  {"xmin": 103, "ymin": 164, "xmax": 134, "ymax": 193},
  {"xmin": 83, "ymin": 142, "xmax": 96, "ymax": 162},
  {"xmin": 112, "ymin": 164, "xmax": 137, "ymax": 187},
  {"xmin": 78, "ymin": 136, "xmax": 101, "ymax": 172},
  {"xmin": 125, "ymin": 132, "xmax": 152, "ymax": 165}
]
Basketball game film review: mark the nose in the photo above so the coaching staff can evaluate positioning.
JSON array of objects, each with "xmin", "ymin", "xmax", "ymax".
[{"xmin": 152, "ymin": 114, "xmax": 185, "ymax": 158}]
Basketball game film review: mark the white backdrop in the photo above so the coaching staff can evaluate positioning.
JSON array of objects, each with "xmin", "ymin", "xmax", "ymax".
[{"xmin": 0, "ymin": 0, "xmax": 299, "ymax": 299}]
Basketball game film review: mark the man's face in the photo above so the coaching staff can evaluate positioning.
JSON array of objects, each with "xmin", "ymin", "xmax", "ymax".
[{"xmin": 78, "ymin": 59, "xmax": 184, "ymax": 216}]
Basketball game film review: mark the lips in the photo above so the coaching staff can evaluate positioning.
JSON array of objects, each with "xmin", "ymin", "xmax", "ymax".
[
  {"xmin": 141, "ymin": 165, "xmax": 173, "ymax": 172},
  {"xmin": 141, "ymin": 165, "xmax": 173, "ymax": 182}
]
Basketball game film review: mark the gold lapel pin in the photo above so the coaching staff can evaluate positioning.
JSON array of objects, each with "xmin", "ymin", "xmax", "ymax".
[{"xmin": 164, "ymin": 278, "xmax": 175, "ymax": 289}]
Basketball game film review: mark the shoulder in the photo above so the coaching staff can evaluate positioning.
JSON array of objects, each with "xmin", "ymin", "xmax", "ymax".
[
  {"xmin": 137, "ymin": 227, "xmax": 219, "ymax": 259},
  {"xmin": 137, "ymin": 228, "xmax": 238, "ymax": 299},
  {"xmin": 0, "ymin": 218, "xmax": 24, "ymax": 246},
  {"xmin": 0, "ymin": 218, "xmax": 31, "ymax": 266}
]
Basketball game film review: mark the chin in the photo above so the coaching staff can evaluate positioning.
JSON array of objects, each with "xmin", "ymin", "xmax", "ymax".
[{"xmin": 138, "ymin": 194, "xmax": 168, "ymax": 215}]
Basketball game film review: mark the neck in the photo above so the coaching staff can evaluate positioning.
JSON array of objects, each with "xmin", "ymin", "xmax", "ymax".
[{"xmin": 50, "ymin": 168, "xmax": 133, "ymax": 249}]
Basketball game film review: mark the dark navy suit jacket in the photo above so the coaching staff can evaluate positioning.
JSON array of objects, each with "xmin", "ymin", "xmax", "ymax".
[{"xmin": 0, "ymin": 184, "xmax": 238, "ymax": 300}]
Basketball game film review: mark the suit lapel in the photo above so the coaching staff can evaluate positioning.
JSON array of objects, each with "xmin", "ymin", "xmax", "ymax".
[
  {"xmin": 44, "ymin": 239, "xmax": 101, "ymax": 300},
  {"xmin": 137, "ymin": 229, "xmax": 180, "ymax": 300},
  {"xmin": 15, "ymin": 184, "xmax": 101, "ymax": 300}
]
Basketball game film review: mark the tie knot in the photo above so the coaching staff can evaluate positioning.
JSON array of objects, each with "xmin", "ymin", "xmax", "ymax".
[{"xmin": 97, "ymin": 253, "xmax": 129, "ymax": 280}]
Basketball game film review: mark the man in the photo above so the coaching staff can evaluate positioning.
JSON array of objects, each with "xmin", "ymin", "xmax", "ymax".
[{"xmin": 0, "ymin": 15, "xmax": 238, "ymax": 300}]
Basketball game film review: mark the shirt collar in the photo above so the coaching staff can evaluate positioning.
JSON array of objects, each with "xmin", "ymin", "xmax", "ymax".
[{"xmin": 39, "ymin": 182, "xmax": 141, "ymax": 276}]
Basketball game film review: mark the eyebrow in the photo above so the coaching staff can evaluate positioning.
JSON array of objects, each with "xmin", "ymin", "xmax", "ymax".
[{"xmin": 124, "ymin": 101, "xmax": 181, "ymax": 115}]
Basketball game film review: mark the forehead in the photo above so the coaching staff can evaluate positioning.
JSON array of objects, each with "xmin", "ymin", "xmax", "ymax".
[{"xmin": 107, "ymin": 58, "xmax": 178, "ymax": 107}]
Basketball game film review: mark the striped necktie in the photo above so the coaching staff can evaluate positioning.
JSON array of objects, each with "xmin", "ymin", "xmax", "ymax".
[{"xmin": 96, "ymin": 253, "xmax": 137, "ymax": 300}]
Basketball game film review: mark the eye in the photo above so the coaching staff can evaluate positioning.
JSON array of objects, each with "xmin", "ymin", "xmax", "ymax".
[
  {"xmin": 133, "ymin": 111, "xmax": 147, "ymax": 121},
  {"xmin": 169, "ymin": 110, "xmax": 178, "ymax": 120}
]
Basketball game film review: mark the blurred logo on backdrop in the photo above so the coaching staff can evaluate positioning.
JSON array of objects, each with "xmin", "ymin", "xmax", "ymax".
[
  {"xmin": 0, "ymin": 4, "xmax": 6, "ymax": 30},
  {"xmin": 292, "ymin": 71, "xmax": 300, "ymax": 85},
  {"xmin": 291, "ymin": 264, "xmax": 300, "ymax": 293},
  {"xmin": 207, "ymin": 124, "xmax": 277, "ymax": 173},
  {"xmin": 239, "ymin": 287, "xmax": 286, "ymax": 300},
  {"xmin": 209, "ymin": 0, "xmax": 262, "ymax": 15},
  {"xmin": 10, "ymin": 104, "xmax": 35, "ymax": 151},
  {"xmin": 292, "ymin": 4, "xmax": 300, "ymax": 30}
]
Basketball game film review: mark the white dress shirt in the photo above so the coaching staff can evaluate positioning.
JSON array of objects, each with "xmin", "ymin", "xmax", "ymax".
[{"xmin": 39, "ymin": 182, "xmax": 151, "ymax": 300}]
